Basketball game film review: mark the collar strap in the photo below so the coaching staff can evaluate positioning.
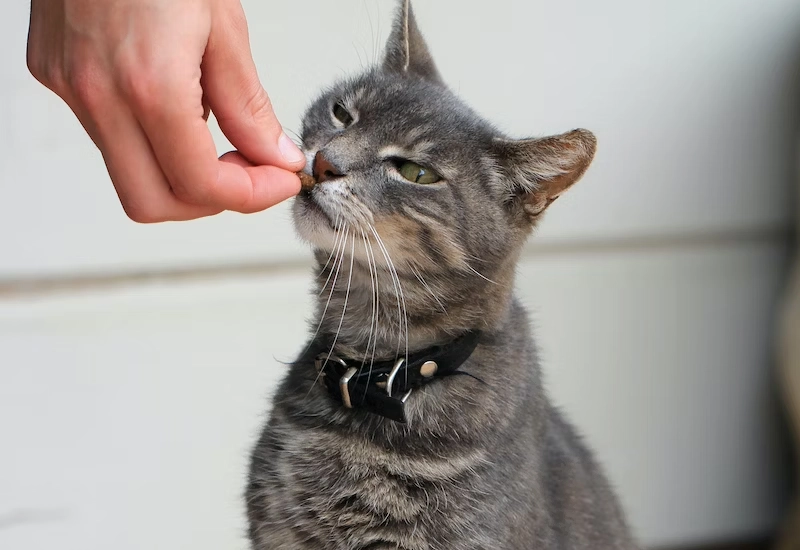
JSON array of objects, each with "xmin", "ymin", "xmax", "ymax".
[{"xmin": 315, "ymin": 331, "xmax": 481, "ymax": 423}]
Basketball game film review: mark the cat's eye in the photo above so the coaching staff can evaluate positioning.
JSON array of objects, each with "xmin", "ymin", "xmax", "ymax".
[
  {"xmin": 396, "ymin": 160, "xmax": 441, "ymax": 185},
  {"xmin": 332, "ymin": 101, "xmax": 354, "ymax": 127}
]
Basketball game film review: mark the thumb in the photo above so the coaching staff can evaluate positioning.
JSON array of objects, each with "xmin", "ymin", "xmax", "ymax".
[{"xmin": 202, "ymin": 2, "xmax": 305, "ymax": 171}]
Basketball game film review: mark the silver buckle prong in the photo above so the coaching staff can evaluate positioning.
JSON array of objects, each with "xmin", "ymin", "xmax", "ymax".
[
  {"xmin": 315, "ymin": 353, "xmax": 347, "ymax": 373},
  {"xmin": 339, "ymin": 367, "xmax": 359, "ymax": 408},
  {"xmin": 384, "ymin": 358, "xmax": 405, "ymax": 397}
]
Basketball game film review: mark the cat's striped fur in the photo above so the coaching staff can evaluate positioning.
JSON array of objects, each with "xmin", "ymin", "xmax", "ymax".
[{"xmin": 246, "ymin": 2, "xmax": 637, "ymax": 548}]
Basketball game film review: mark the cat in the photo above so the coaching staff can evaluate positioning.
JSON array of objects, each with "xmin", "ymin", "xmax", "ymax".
[{"xmin": 246, "ymin": 1, "xmax": 637, "ymax": 548}]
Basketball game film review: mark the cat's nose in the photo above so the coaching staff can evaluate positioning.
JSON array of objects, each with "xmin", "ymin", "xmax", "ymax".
[{"xmin": 313, "ymin": 151, "xmax": 346, "ymax": 183}]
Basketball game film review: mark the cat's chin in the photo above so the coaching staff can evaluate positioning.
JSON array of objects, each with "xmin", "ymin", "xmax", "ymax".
[{"xmin": 292, "ymin": 193, "xmax": 339, "ymax": 251}]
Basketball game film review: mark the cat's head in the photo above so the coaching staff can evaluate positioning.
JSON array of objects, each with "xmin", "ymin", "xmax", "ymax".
[{"xmin": 294, "ymin": 0, "xmax": 595, "ymax": 327}]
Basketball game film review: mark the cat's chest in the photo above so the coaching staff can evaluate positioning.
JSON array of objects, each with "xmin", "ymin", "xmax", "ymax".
[{"xmin": 273, "ymin": 429, "xmax": 491, "ymax": 549}]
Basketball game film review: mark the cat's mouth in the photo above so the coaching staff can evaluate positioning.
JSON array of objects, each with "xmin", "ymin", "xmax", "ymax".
[
  {"xmin": 298, "ymin": 188, "xmax": 333, "ymax": 224},
  {"xmin": 294, "ymin": 185, "xmax": 342, "ymax": 247},
  {"xmin": 297, "ymin": 186, "xmax": 313, "ymax": 202},
  {"xmin": 293, "ymin": 178, "xmax": 379, "ymax": 259}
]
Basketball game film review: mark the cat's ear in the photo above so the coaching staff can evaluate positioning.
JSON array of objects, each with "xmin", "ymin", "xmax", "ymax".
[
  {"xmin": 495, "ymin": 129, "xmax": 597, "ymax": 220},
  {"xmin": 382, "ymin": 0, "xmax": 442, "ymax": 83}
]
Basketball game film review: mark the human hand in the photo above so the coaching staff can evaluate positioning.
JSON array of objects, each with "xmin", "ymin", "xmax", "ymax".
[{"xmin": 27, "ymin": 0, "xmax": 305, "ymax": 223}]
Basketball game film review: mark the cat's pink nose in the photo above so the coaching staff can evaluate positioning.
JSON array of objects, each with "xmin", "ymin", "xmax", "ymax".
[{"xmin": 313, "ymin": 151, "xmax": 345, "ymax": 183}]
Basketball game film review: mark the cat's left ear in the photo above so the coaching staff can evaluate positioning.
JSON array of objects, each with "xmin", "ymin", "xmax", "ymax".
[
  {"xmin": 382, "ymin": 0, "xmax": 443, "ymax": 84},
  {"xmin": 494, "ymin": 129, "xmax": 597, "ymax": 220}
]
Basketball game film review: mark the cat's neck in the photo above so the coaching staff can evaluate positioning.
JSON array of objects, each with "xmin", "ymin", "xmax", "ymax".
[{"xmin": 310, "ymin": 251, "xmax": 516, "ymax": 360}]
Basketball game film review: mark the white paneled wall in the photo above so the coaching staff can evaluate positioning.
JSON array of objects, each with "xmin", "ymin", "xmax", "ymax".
[
  {"xmin": 2, "ymin": 0, "xmax": 799, "ymax": 277},
  {"xmin": 0, "ymin": 0, "xmax": 795, "ymax": 549}
]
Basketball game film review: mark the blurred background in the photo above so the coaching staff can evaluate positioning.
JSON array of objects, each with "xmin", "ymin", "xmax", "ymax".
[{"xmin": 1, "ymin": 0, "xmax": 799, "ymax": 549}]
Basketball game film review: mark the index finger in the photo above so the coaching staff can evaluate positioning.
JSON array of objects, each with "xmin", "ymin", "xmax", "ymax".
[{"xmin": 124, "ymin": 71, "xmax": 300, "ymax": 213}]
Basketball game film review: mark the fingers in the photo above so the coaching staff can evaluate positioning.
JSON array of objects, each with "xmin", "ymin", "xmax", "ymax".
[
  {"xmin": 202, "ymin": 1, "xmax": 305, "ymax": 171},
  {"xmin": 115, "ymin": 1, "xmax": 303, "ymax": 216},
  {"xmin": 27, "ymin": 0, "xmax": 302, "ymax": 223},
  {"xmin": 76, "ymin": 81, "xmax": 223, "ymax": 222},
  {"xmin": 219, "ymin": 151, "xmax": 301, "ymax": 213},
  {"xmin": 29, "ymin": 26, "xmax": 219, "ymax": 221},
  {"xmin": 121, "ymin": 62, "xmax": 299, "ymax": 214}
]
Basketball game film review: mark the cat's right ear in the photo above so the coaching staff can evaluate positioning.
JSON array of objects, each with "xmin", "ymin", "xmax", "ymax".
[
  {"xmin": 382, "ymin": 0, "xmax": 443, "ymax": 84},
  {"xmin": 494, "ymin": 129, "xmax": 597, "ymax": 222}
]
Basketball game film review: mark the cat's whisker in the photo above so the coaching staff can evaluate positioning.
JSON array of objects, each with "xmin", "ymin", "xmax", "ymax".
[
  {"xmin": 318, "ymin": 216, "xmax": 344, "ymax": 281},
  {"xmin": 353, "ymin": 43, "xmax": 366, "ymax": 71},
  {"xmin": 318, "ymin": 221, "xmax": 349, "ymax": 299},
  {"xmin": 284, "ymin": 128, "xmax": 303, "ymax": 146},
  {"xmin": 304, "ymin": 228, "xmax": 350, "ymax": 397},
  {"xmin": 316, "ymin": 226, "xmax": 348, "ymax": 326},
  {"xmin": 317, "ymin": 233, "xmax": 355, "ymax": 385},
  {"xmin": 465, "ymin": 252, "xmax": 491, "ymax": 265},
  {"xmin": 365, "ymin": 232, "xmax": 381, "ymax": 392},
  {"xmin": 364, "ymin": 0, "xmax": 379, "ymax": 66},
  {"xmin": 357, "ymin": 228, "xmax": 375, "ymax": 366},
  {"xmin": 465, "ymin": 264, "xmax": 498, "ymax": 285},
  {"xmin": 410, "ymin": 264, "xmax": 448, "ymax": 315},
  {"xmin": 367, "ymin": 225, "xmax": 402, "ymax": 358},
  {"xmin": 369, "ymin": 224, "xmax": 410, "ymax": 378},
  {"xmin": 358, "ymin": 229, "xmax": 379, "ymax": 397}
]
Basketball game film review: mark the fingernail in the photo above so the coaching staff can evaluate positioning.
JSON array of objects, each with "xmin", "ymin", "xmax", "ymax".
[{"xmin": 279, "ymin": 132, "xmax": 305, "ymax": 164}]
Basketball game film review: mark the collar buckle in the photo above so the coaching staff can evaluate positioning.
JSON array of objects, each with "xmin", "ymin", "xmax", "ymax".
[
  {"xmin": 313, "ymin": 331, "xmax": 481, "ymax": 423},
  {"xmin": 338, "ymin": 366, "xmax": 359, "ymax": 408},
  {"xmin": 385, "ymin": 358, "xmax": 405, "ymax": 397}
]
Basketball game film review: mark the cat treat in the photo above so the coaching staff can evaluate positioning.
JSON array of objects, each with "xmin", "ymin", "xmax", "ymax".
[{"xmin": 297, "ymin": 171, "xmax": 317, "ymax": 191}]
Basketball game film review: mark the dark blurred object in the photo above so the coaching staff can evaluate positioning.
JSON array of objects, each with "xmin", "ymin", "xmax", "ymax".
[
  {"xmin": 776, "ymin": 261, "xmax": 800, "ymax": 550},
  {"xmin": 656, "ymin": 537, "xmax": 772, "ymax": 550},
  {"xmin": 774, "ymin": 152, "xmax": 800, "ymax": 550}
]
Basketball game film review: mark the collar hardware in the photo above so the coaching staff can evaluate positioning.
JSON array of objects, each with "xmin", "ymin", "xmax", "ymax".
[{"xmin": 314, "ymin": 331, "xmax": 481, "ymax": 423}]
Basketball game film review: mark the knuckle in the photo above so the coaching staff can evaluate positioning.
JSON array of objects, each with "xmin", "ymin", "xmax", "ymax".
[
  {"xmin": 67, "ymin": 65, "xmax": 105, "ymax": 111},
  {"xmin": 25, "ymin": 51, "xmax": 45, "ymax": 82},
  {"xmin": 116, "ymin": 61, "xmax": 168, "ymax": 112},
  {"xmin": 119, "ymin": 73, "xmax": 152, "ymax": 109},
  {"xmin": 27, "ymin": 54, "xmax": 66, "ymax": 94}
]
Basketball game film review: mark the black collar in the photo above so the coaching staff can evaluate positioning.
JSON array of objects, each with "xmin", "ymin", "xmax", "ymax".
[{"xmin": 314, "ymin": 331, "xmax": 482, "ymax": 423}]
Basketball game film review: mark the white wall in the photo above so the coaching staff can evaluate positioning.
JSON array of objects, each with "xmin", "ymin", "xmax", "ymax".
[{"xmin": 1, "ymin": 1, "xmax": 796, "ymax": 548}]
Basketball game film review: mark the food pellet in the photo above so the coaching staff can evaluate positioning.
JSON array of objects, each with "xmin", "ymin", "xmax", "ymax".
[{"xmin": 298, "ymin": 172, "xmax": 316, "ymax": 191}]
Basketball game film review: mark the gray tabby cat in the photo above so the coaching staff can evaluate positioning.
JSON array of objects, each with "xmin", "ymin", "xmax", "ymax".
[{"xmin": 247, "ymin": 2, "xmax": 637, "ymax": 548}]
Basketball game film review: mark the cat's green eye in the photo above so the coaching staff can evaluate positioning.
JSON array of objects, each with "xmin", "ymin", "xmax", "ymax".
[
  {"xmin": 332, "ymin": 101, "xmax": 354, "ymax": 126},
  {"xmin": 397, "ymin": 161, "xmax": 441, "ymax": 185}
]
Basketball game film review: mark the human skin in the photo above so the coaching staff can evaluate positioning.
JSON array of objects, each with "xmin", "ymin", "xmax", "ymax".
[{"xmin": 27, "ymin": 0, "xmax": 306, "ymax": 223}]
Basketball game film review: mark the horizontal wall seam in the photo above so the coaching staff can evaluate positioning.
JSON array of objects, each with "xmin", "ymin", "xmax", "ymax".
[{"xmin": 0, "ymin": 226, "xmax": 793, "ymax": 299}]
